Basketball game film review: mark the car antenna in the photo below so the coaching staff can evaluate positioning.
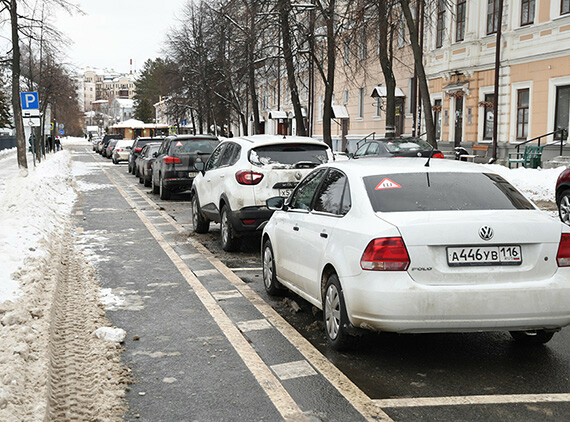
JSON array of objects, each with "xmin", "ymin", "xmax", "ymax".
[{"xmin": 424, "ymin": 142, "xmax": 436, "ymax": 167}]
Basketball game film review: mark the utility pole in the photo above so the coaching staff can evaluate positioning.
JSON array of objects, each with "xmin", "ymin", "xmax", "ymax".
[
  {"xmin": 307, "ymin": 0, "xmax": 315, "ymax": 137},
  {"xmin": 492, "ymin": 0, "xmax": 504, "ymax": 161}
]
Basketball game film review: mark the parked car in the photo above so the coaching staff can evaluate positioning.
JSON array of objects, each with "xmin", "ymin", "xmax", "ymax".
[
  {"xmin": 352, "ymin": 137, "xmax": 445, "ymax": 159},
  {"xmin": 151, "ymin": 135, "xmax": 220, "ymax": 200},
  {"xmin": 261, "ymin": 158, "xmax": 570, "ymax": 350},
  {"xmin": 556, "ymin": 167, "xmax": 570, "ymax": 225},
  {"xmin": 191, "ymin": 135, "xmax": 330, "ymax": 251},
  {"xmin": 91, "ymin": 137, "xmax": 101, "ymax": 151},
  {"xmin": 112, "ymin": 139, "xmax": 135, "ymax": 164},
  {"xmin": 99, "ymin": 134, "xmax": 122, "ymax": 155},
  {"xmin": 128, "ymin": 136, "xmax": 165, "ymax": 174},
  {"xmin": 104, "ymin": 139, "xmax": 120, "ymax": 158},
  {"xmin": 135, "ymin": 143, "xmax": 162, "ymax": 187}
]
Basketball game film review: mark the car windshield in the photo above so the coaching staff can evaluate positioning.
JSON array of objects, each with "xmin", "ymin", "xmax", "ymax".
[
  {"xmin": 381, "ymin": 138, "xmax": 432, "ymax": 153},
  {"xmin": 170, "ymin": 139, "xmax": 218, "ymax": 154},
  {"xmin": 249, "ymin": 144, "xmax": 328, "ymax": 168},
  {"xmin": 148, "ymin": 145, "xmax": 160, "ymax": 155},
  {"xmin": 364, "ymin": 172, "xmax": 534, "ymax": 212}
]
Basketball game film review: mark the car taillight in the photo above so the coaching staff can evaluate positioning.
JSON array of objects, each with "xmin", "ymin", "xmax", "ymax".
[
  {"xmin": 557, "ymin": 233, "xmax": 570, "ymax": 267},
  {"xmin": 361, "ymin": 237, "xmax": 410, "ymax": 271},
  {"xmin": 134, "ymin": 147, "xmax": 142, "ymax": 152},
  {"xmin": 432, "ymin": 152, "xmax": 445, "ymax": 159},
  {"xmin": 147, "ymin": 162, "xmax": 152, "ymax": 169},
  {"xmin": 235, "ymin": 170, "xmax": 264, "ymax": 185},
  {"xmin": 164, "ymin": 156, "xmax": 181, "ymax": 164}
]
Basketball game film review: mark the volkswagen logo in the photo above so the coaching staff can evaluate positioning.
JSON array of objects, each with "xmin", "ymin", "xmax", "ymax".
[
  {"xmin": 295, "ymin": 171, "xmax": 302, "ymax": 180},
  {"xmin": 479, "ymin": 226, "xmax": 494, "ymax": 241}
]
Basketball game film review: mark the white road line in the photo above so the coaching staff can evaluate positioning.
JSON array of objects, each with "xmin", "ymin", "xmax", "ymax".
[
  {"xmin": 372, "ymin": 393, "xmax": 570, "ymax": 408},
  {"xmin": 231, "ymin": 267, "xmax": 263, "ymax": 272},
  {"xmin": 237, "ymin": 319, "xmax": 273, "ymax": 332},
  {"xmin": 102, "ymin": 167, "xmax": 310, "ymax": 422},
  {"xmin": 271, "ymin": 361, "xmax": 318, "ymax": 381},
  {"xmin": 211, "ymin": 290, "xmax": 243, "ymax": 301}
]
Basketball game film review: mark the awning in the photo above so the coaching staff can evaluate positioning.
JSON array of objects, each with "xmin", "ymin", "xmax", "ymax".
[
  {"xmin": 332, "ymin": 105, "xmax": 349, "ymax": 119},
  {"xmin": 443, "ymin": 81, "xmax": 468, "ymax": 93},
  {"xmin": 371, "ymin": 86, "xmax": 406, "ymax": 98},
  {"xmin": 287, "ymin": 108, "xmax": 308, "ymax": 119},
  {"xmin": 268, "ymin": 110, "xmax": 288, "ymax": 119}
]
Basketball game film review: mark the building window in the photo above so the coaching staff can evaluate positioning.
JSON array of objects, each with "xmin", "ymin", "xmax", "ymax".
[
  {"xmin": 562, "ymin": 0, "xmax": 570, "ymax": 15},
  {"xmin": 434, "ymin": 99, "xmax": 442, "ymax": 140},
  {"xmin": 436, "ymin": 0, "xmax": 445, "ymax": 48},
  {"xmin": 483, "ymin": 93, "xmax": 495, "ymax": 140},
  {"xmin": 521, "ymin": 0, "xmax": 535, "ymax": 26},
  {"xmin": 555, "ymin": 85, "xmax": 570, "ymax": 139},
  {"xmin": 487, "ymin": 0, "xmax": 500, "ymax": 34},
  {"xmin": 516, "ymin": 88, "xmax": 529, "ymax": 139},
  {"xmin": 318, "ymin": 95, "xmax": 323, "ymax": 121},
  {"xmin": 358, "ymin": 88, "xmax": 364, "ymax": 118},
  {"xmin": 456, "ymin": 0, "xmax": 466, "ymax": 42},
  {"xmin": 375, "ymin": 98, "xmax": 382, "ymax": 117},
  {"xmin": 343, "ymin": 90, "xmax": 349, "ymax": 105},
  {"xmin": 359, "ymin": 28, "xmax": 367, "ymax": 60}
]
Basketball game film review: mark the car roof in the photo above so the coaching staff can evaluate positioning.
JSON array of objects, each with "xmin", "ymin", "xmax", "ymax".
[
  {"xmin": 327, "ymin": 157, "xmax": 489, "ymax": 176},
  {"xmin": 227, "ymin": 134, "xmax": 328, "ymax": 148},
  {"xmin": 165, "ymin": 135, "xmax": 219, "ymax": 141}
]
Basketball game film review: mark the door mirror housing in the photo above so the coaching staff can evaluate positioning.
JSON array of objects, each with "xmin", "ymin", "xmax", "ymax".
[
  {"xmin": 266, "ymin": 196, "xmax": 287, "ymax": 211},
  {"xmin": 347, "ymin": 152, "xmax": 354, "ymax": 159},
  {"xmin": 152, "ymin": 152, "xmax": 158, "ymax": 158},
  {"xmin": 194, "ymin": 161, "xmax": 205, "ymax": 172}
]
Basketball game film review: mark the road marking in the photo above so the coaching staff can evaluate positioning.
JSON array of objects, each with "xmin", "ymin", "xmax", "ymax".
[
  {"xmin": 237, "ymin": 319, "xmax": 273, "ymax": 332},
  {"xmin": 76, "ymin": 211, "xmax": 83, "ymax": 215},
  {"xmin": 372, "ymin": 393, "xmax": 570, "ymax": 408},
  {"xmin": 231, "ymin": 267, "xmax": 263, "ymax": 272},
  {"xmin": 194, "ymin": 269, "xmax": 219, "ymax": 277},
  {"xmin": 211, "ymin": 290, "xmax": 242, "ymax": 301},
  {"xmin": 180, "ymin": 254, "xmax": 201, "ymax": 260},
  {"xmin": 102, "ymin": 168, "xmax": 310, "ymax": 422},
  {"xmin": 271, "ymin": 360, "xmax": 318, "ymax": 381}
]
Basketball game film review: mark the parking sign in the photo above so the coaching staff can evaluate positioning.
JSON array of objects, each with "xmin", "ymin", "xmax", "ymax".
[{"xmin": 20, "ymin": 92, "xmax": 39, "ymax": 110}]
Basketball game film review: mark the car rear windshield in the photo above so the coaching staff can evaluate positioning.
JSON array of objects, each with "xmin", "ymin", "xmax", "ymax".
[
  {"xmin": 136, "ymin": 139, "xmax": 161, "ymax": 147},
  {"xmin": 169, "ymin": 139, "xmax": 218, "ymax": 154},
  {"xmin": 249, "ymin": 144, "xmax": 328, "ymax": 168},
  {"xmin": 381, "ymin": 138, "xmax": 431, "ymax": 153},
  {"xmin": 363, "ymin": 172, "xmax": 534, "ymax": 212}
]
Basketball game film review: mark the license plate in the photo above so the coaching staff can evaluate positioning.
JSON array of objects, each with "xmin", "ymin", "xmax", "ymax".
[
  {"xmin": 279, "ymin": 189, "xmax": 292, "ymax": 197},
  {"xmin": 188, "ymin": 171, "xmax": 198, "ymax": 178},
  {"xmin": 447, "ymin": 246, "xmax": 522, "ymax": 266}
]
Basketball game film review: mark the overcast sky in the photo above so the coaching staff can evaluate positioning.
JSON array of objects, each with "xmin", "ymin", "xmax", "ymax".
[{"xmin": 53, "ymin": 0, "xmax": 187, "ymax": 74}]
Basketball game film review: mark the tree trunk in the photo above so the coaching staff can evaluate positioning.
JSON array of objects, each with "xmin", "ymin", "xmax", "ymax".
[
  {"xmin": 321, "ymin": 0, "xmax": 336, "ymax": 149},
  {"xmin": 278, "ymin": 0, "xmax": 306, "ymax": 136},
  {"xmin": 10, "ymin": 0, "xmax": 27, "ymax": 169},
  {"xmin": 377, "ymin": 0, "xmax": 397, "ymax": 137},
  {"xmin": 247, "ymin": 41, "xmax": 260, "ymax": 135},
  {"xmin": 400, "ymin": 0, "xmax": 436, "ymax": 147}
]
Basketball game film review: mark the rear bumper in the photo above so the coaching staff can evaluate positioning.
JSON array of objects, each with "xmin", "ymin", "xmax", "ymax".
[
  {"xmin": 228, "ymin": 206, "xmax": 274, "ymax": 235},
  {"xmin": 163, "ymin": 177, "xmax": 194, "ymax": 192},
  {"xmin": 342, "ymin": 271, "xmax": 570, "ymax": 333},
  {"xmin": 113, "ymin": 152, "xmax": 129, "ymax": 161}
]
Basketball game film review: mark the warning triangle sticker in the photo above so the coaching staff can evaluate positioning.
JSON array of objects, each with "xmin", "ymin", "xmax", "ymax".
[
  {"xmin": 375, "ymin": 178, "xmax": 402, "ymax": 190},
  {"xmin": 175, "ymin": 141, "xmax": 183, "ymax": 147}
]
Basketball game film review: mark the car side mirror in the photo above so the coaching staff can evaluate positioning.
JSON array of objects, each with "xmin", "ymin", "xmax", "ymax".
[
  {"xmin": 266, "ymin": 196, "xmax": 286, "ymax": 211},
  {"xmin": 348, "ymin": 153, "xmax": 354, "ymax": 159},
  {"xmin": 152, "ymin": 152, "xmax": 158, "ymax": 158},
  {"xmin": 194, "ymin": 161, "xmax": 205, "ymax": 172}
]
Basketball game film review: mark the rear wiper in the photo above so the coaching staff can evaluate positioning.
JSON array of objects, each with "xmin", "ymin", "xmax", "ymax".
[{"xmin": 292, "ymin": 161, "xmax": 317, "ymax": 169}]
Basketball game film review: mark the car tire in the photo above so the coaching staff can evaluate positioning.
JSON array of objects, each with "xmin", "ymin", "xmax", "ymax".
[
  {"xmin": 262, "ymin": 239, "xmax": 283, "ymax": 295},
  {"xmin": 128, "ymin": 163, "xmax": 132, "ymax": 173},
  {"xmin": 159, "ymin": 175, "xmax": 171, "ymax": 200},
  {"xmin": 152, "ymin": 176, "xmax": 159, "ymax": 194},
  {"xmin": 112, "ymin": 158, "xmax": 117, "ymax": 164},
  {"xmin": 192, "ymin": 194, "xmax": 210, "ymax": 233},
  {"xmin": 510, "ymin": 330, "xmax": 555, "ymax": 345},
  {"xmin": 323, "ymin": 274, "xmax": 351, "ymax": 351},
  {"xmin": 144, "ymin": 177, "xmax": 151, "ymax": 187},
  {"xmin": 138, "ymin": 175, "xmax": 144, "ymax": 184},
  {"xmin": 558, "ymin": 189, "xmax": 570, "ymax": 225},
  {"xmin": 220, "ymin": 205, "xmax": 240, "ymax": 252}
]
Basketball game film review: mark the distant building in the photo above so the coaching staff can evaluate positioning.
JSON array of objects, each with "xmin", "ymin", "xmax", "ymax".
[{"xmin": 78, "ymin": 68, "xmax": 136, "ymax": 113}]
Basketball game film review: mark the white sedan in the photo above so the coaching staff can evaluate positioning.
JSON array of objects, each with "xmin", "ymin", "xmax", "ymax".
[{"xmin": 261, "ymin": 158, "xmax": 570, "ymax": 350}]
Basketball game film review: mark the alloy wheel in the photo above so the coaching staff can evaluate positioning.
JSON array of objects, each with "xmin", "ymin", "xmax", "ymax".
[
  {"xmin": 263, "ymin": 247, "xmax": 274, "ymax": 290},
  {"xmin": 561, "ymin": 195, "xmax": 570, "ymax": 225},
  {"xmin": 325, "ymin": 284, "xmax": 341, "ymax": 340}
]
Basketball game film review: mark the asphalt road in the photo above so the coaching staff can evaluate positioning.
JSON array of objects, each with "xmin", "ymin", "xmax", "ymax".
[{"xmin": 73, "ymin": 143, "xmax": 570, "ymax": 422}]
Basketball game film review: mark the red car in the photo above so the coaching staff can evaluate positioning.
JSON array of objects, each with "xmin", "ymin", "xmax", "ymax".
[{"xmin": 556, "ymin": 167, "xmax": 570, "ymax": 225}]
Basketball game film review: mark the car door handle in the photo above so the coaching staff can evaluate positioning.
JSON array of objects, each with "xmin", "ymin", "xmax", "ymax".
[
  {"xmin": 320, "ymin": 232, "xmax": 328, "ymax": 238},
  {"xmin": 293, "ymin": 226, "xmax": 299, "ymax": 231}
]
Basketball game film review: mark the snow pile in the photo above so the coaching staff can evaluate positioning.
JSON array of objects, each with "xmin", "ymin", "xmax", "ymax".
[
  {"xmin": 0, "ymin": 147, "xmax": 16, "ymax": 161},
  {"xmin": 482, "ymin": 164, "xmax": 566, "ymax": 203},
  {"xmin": 94, "ymin": 326, "xmax": 126, "ymax": 343},
  {"xmin": 0, "ymin": 151, "xmax": 76, "ymax": 302}
]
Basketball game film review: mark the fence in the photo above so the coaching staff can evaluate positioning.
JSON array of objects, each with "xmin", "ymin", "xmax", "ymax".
[{"xmin": 0, "ymin": 136, "xmax": 17, "ymax": 151}]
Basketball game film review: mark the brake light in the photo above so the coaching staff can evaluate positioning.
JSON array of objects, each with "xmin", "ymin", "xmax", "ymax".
[
  {"xmin": 361, "ymin": 237, "xmax": 410, "ymax": 271},
  {"xmin": 557, "ymin": 233, "xmax": 570, "ymax": 267},
  {"xmin": 432, "ymin": 152, "xmax": 445, "ymax": 159},
  {"xmin": 164, "ymin": 156, "xmax": 181, "ymax": 164},
  {"xmin": 134, "ymin": 147, "xmax": 142, "ymax": 152},
  {"xmin": 242, "ymin": 219, "xmax": 256, "ymax": 225},
  {"xmin": 236, "ymin": 170, "xmax": 264, "ymax": 185}
]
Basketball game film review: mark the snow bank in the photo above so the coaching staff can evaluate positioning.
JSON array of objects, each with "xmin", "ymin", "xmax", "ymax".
[
  {"xmin": 0, "ymin": 151, "xmax": 76, "ymax": 303},
  {"xmin": 0, "ymin": 147, "xmax": 16, "ymax": 161},
  {"xmin": 482, "ymin": 164, "xmax": 566, "ymax": 203}
]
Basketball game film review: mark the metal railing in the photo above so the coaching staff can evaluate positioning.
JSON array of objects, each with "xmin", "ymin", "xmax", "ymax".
[
  {"xmin": 514, "ymin": 128, "xmax": 568, "ymax": 156},
  {"xmin": 356, "ymin": 132, "xmax": 376, "ymax": 149}
]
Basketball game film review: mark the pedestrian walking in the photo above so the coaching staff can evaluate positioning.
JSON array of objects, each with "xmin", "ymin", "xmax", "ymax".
[{"xmin": 55, "ymin": 136, "xmax": 61, "ymax": 151}]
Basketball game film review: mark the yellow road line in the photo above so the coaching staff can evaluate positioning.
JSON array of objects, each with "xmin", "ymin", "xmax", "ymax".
[{"xmin": 372, "ymin": 393, "xmax": 570, "ymax": 408}]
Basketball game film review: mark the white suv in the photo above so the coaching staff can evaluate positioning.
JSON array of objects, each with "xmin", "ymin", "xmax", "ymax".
[{"xmin": 192, "ymin": 135, "xmax": 330, "ymax": 251}]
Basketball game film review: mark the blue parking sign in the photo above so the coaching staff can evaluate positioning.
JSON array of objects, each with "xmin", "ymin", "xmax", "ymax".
[
  {"xmin": 59, "ymin": 129, "xmax": 65, "ymax": 135},
  {"xmin": 20, "ymin": 92, "xmax": 39, "ymax": 110}
]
